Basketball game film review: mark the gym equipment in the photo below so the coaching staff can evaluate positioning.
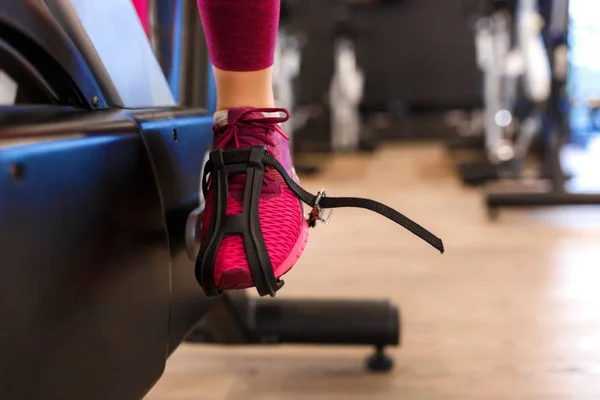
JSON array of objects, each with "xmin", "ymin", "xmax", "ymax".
[
  {"xmin": 455, "ymin": 1, "xmax": 513, "ymax": 184},
  {"xmin": 0, "ymin": 1, "xmax": 441, "ymax": 397},
  {"xmin": 444, "ymin": 109, "xmax": 485, "ymax": 151},
  {"xmin": 485, "ymin": 0, "xmax": 600, "ymax": 218},
  {"xmin": 286, "ymin": 0, "xmax": 382, "ymax": 154},
  {"xmin": 445, "ymin": 1, "xmax": 497, "ymax": 153},
  {"xmin": 274, "ymin": 1, "xmax": 320, "ymax": 175},
  {"xmin": 457, "ymin": 0, "xmax": 552, "ymax": 186},
  {"xmin": 274, "ymin": 27, "xmax": 302, "ymax": 141},
  {"xmin": 0, "ymin": 2, "xmax": 213, "ymax": 398},
  {"xmin": 329, "ymin": 3, "xmax": 365, "ymax": 152},
  {"xmin": 186, "ymin": 291, "xmax": 400, "ymax": 372}
]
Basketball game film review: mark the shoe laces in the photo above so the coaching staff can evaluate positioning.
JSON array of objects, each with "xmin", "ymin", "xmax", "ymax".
[{"xmin": 213, "ymin": 108, "xmax": 291, "ymax": 190}]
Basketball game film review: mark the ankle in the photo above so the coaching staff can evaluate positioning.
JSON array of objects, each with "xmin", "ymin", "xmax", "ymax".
[
  {"xmin": 214, "ymin": 67, "xmax": 276, "ymax": 111},
  {"xmin": 217, "ymin": 100, "xmax": 275, "ymax": 111}
]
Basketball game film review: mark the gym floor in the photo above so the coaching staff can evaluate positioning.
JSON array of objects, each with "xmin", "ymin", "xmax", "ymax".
[{"xmin": 146, "ymin": 143, "xmax": 600, "ymax": 400}]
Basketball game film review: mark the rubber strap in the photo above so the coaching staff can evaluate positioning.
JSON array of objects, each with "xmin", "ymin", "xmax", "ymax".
[
  {"xmin": 196, "ymin": 147, "xmax": 284, "ymax": 297},
  {"xmin": 202, "ymin": 147, "xmax": 445, "ymax": 254}
]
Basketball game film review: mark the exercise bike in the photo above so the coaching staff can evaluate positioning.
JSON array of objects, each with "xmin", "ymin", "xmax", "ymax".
[
  {"xmin": 485, "ymin": 0, "xmax": 600, "ymax": 218},
  {"xmin": 329, "ymin": 3, "xmax": 365, "ymax": 153},
  {"xmin": 457, "ymin": 0, "xmax": 551, "ymax": 186},
  {"xmin": 0, "ymin": 1, "xmax": 437, "ymax": 397}
]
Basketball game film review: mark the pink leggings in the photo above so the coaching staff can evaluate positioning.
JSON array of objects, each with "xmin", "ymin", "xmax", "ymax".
[
  {"xmin": 132, "ymin": 0, "xmax": 279, "ymax": 72},
  {"xmin": 132, "ymin": 0, "xmax": 150, "ymax": 36}
]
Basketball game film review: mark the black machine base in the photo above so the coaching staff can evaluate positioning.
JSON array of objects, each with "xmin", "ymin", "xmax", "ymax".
[
  {"xmin": 186, "ymin": 292, "xmax": 400, "ymax": 372},
  {"xmin": 485, "ymin": 180, "xmax": 600, "ymax": 220},
  {"xmin": 366, "ymin": 347, "xmax": 394, "ymax": 372},
  {"xmin": 458, "ymin": 160, "xmax": 501, "ymax": 187},
  {"xmin": 445, "ymin": 135, "xmax": 484, "ymax": 152}
]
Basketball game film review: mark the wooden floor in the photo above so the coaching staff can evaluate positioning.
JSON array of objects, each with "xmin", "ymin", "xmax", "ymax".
[{"xmin": 146, "ymin": 144, "xmax": 600, "ymax": 400}]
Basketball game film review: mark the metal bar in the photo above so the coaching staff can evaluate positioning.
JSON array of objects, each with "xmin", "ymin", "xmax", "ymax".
[
  {"xmin": 189, "ymin": 294, "xmax": 401, "ymax": 347},
  {"xmin": 178, "ymin": 0, "xmax": 210, "ymax": 108},
  {"xmin": 487, "ymin": 191, "xmax": 600, "ymax": 207}
]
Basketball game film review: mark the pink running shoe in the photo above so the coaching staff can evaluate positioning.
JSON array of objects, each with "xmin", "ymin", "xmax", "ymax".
[{"xmin": 200, "ymin": 108, "xmax": 309, "ymax": 291}]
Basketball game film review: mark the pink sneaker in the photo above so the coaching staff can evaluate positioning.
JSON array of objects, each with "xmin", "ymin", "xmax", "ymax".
[{"xmin": 200, "ymin": 108, "xmax": 309, "ymax": 292}]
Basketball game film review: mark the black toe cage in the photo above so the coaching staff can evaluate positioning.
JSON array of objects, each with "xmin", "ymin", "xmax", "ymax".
[{"xmin": 195, "ymin": 146, "xmax": 444, "ymax": 298}]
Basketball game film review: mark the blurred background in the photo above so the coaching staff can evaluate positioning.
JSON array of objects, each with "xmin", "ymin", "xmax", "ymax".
[{"xmin": 143, "ymin": 0, "xmax": 600, "ymax": 398}]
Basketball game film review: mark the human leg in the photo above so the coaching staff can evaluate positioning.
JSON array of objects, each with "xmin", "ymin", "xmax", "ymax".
[
  {"xmin": 198, "ymin": 0, "xmax": 280, "ymax": 110},
  {"xmin": 197, "ymin": 0, "xmax": 308, "ymax": 290}
]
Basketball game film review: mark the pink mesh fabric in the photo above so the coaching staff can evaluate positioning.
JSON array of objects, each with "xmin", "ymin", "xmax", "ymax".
[{"xmin": 202, "ymin": 186, "xmax": 303, "ymax": 288}]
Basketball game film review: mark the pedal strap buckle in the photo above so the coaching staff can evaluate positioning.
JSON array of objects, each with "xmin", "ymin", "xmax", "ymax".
[{"xmin": 308, "ymin": 189, "xmax": 334, "ymax": 227}]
